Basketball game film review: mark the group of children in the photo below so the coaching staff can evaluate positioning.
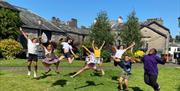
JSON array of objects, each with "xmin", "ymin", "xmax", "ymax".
[{"xmin": 20, "ymin": 28, "xmax": 167, "ymax": 91}]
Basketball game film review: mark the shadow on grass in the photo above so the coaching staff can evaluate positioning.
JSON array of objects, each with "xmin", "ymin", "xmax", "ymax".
[
  {"xmin": 111, "ymin": 76, "xmax": 119, "ymax": 81},
  {"xmin": 39, "ymin": 74, "xmax": 53, "ymax": 79},
  {"xmin": 64, "ymin": 72, "xmax": 76, "ymax": 76},
  {"xmin": 74, "ymin": 80, "xmax": 104, "ymax": 90},
  {"xmin": 177, "ymin": 85, "xmax": 180, "ymax": 91},
  {"xmin": 52, "ymin": 79, "xmax": 67, "ymax": 87},
  {"xmin": 129, "ymin": 87, "xmax": 143, "ymax": 91},
  {"xmin": 0, "ymin": 72, "xmax": 4, "ymax": 75}
]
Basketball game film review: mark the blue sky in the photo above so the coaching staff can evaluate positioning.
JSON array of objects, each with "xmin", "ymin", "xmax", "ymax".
[{"xmin": 7, "ymin": 0, "xmax": 180, "ymax": 37}]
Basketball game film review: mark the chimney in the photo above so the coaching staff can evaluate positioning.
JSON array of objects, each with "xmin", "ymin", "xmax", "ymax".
[
  {"xmin": 68, "ymin": 18, "xmax": 77, "ymax": 28},
  {"xmin": 118, "ymin": 16, "xmax": 123, "ymax": 25}
]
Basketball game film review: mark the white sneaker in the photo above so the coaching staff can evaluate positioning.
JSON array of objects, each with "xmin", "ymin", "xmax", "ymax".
[
  {"xmin": 34, "ymin": 71, "xmax": 37, "ymax": 78},
  {"xmin": 27, "ymin": 71, "xmax": 31, "ymax": 76},
  {"xmin": 101, "ymin": 70, "xmax": 105, "ymax": 75}
]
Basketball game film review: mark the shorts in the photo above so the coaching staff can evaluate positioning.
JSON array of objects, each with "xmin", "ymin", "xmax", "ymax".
[
  {"xmin": 120, "ymin": 72, "xmax": 129, "ymax": 80},
  {"xmin": 63, "ymin": 52, "xmax": 71, "ymax": 58},
  {"xmin": 87, "ymin": 63, "xmax": 96, "ymax": 69},
  {"xmin": 95, "ymin": 57, "xmax": 101, "ymax": 64},
  {"xmin": 28, "ymin": 53, "xmax": 38, "ymax": 62}
]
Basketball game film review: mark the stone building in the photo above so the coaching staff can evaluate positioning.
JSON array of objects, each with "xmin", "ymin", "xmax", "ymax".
[
  {"xmin": 0, "ymin": 1, "xmax": 89, "ymax": 48},
  {"xmin": 140, "ymin": 19, "xmax": 170, "ymax": 53}
]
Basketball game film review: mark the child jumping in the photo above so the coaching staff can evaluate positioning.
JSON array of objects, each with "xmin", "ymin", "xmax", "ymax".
[
  {"xmin": 41, "ymin": 42, "xmax": 60, "ymax": 75},
  {"xmin": 111, "ymin": 42, "xmax": 135, "ymax": 67},
  {"xmin": 59, "ymin": 37, "xmax": 77, "ymax": 64},
  {"xmin": 92, "ymin": 40, "xmax": 105, "ymax": 75},
  {"xmin": 70, "ymin": 45, "xmax": 104, "ymax": 78},
  {"xmin": 20, "ymin": 27, "xmax": 39, "ymax": 78},
  {"xmin": 118, "ymin": 55, "xmax": 135, "ymax": 91}
]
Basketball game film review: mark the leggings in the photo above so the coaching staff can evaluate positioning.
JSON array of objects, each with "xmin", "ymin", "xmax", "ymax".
[{"xmin": 144, "ymin": 73, "xmax": 160, "ymax": 91}]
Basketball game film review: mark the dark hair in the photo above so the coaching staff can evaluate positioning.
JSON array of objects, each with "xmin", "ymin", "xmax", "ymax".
[
  {"xmin": 117, "ymin": 45, "xmax": 124, "ymax": 49},
  {"xmin": 89, "ymin": 48, "xmax": 94, "ymax": 53},
  {"xmin": 31, "ymin": 38, "xmax": 37, "ymax": 41},
  {"xmin": 149, "ymin": 48, "xmax": 157, "ymax": 55}
]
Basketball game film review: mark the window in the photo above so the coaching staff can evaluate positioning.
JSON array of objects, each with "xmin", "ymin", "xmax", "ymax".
[{"xmin": 177, "ymin": 48, "xmax": 180, "ymax": 51}]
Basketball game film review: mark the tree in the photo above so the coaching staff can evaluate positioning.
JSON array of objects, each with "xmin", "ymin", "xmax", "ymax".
[
  {"xmin": 0, "ymin": 8, "xmax": 22, "ymax": 39},
  {"xmin": 90, "ymin": 11, "xmax": 114, "ymax": 47},
  {"xmin": 120, "ymin": 10, "xmax": 142, "ymax": 51},
  {"xmin": 175, "ymin": 35, "xmax": 180, "ymax": 43}
]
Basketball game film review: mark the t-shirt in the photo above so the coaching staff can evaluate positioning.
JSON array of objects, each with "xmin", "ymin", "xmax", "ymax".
[
  {"xmin": 94, "ymin": 49, "xmax": 101, "ymax": 57},
  {"xmin": 61, "ymin": 42, "xmax": 72, "ymax": 51},
  {"xmin": 115, "ymin": 49, "xmax": 125, "ymax": 58},
  {"xmin": 27, "ymin": 39, "xmax": 39, "ymax": 54},
  {"xmin": 142, "ymin": 54, "xmax": 165, "ymax": 75}
]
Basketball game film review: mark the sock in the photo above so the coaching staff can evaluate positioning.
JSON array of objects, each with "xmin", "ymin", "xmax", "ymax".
[
  {"xmin": 34, "ymin": 66, "xmax": 38, "ymax": 77},
  {"xmin": 27, "ymin": 66, "xmax": 31, "ymax": 76},
  {"xmin": 28, "ymin": 66, "xmax": 31, "ymax": 71}
]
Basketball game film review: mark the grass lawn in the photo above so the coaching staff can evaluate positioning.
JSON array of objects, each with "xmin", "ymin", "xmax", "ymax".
[{"xmin": 0, "ymin": 59, "xmax": 180, "ymax": 91}]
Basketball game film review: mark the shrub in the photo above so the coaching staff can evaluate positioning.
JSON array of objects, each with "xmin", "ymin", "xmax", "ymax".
[
  {"xmin": 122, "ymin": 50, "xmax": 134, "ymax": 58},
  {"xmin": 0, "ymin": 39, "xmax": 23, "ymax": 59},
  {"xmin": 101, "ymin": 49, "xmax": 111, "ymax": 62},
  {"xmin": 134, "ymin": 50, "xmax": 145, "ymax": 58}
]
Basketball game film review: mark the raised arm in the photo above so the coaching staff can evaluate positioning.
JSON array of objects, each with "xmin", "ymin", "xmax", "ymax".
[
  {"xmin": 124, "ymin": 42, "xmax": 135, "ymax": 51},
  {"xmin": 100, "ymin": 41, "xmax": 105, "ymax": 50},
  {"xmin": 19, "ymin": 27, "xmax": 28, "ymax": 40},
  {"xmin": 82, "ymin": 45, "xmax": 91, "ymax": 54},
  {"xmin": 92, "ymin": 40, "xmax": 95, "ymax": 49}
]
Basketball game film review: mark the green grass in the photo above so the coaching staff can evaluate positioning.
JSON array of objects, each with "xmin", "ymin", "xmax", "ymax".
[{"xmin": 0, "ymin": 59, "xmax": 180, "ymax": 91}]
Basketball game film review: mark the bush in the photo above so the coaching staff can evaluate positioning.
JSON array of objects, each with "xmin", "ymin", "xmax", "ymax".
[
  {"xmin": 134, "ymin": 50, "xmax": 145, "ymax": 58},
  {"xmin": 0, "ymin": 39, "xmax": 23, "ymax": 59},
  {"xmin": 101, "ymin": 49, "xmax": 111, "ymax": 62}
]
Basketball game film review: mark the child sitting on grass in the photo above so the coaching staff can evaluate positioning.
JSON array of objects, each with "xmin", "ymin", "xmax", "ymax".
[{"xmin": 70, "ymin": 45, "xmax": 104, "ymax": 78}]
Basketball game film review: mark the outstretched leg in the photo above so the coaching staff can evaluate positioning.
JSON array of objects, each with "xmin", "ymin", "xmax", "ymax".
[{"xmin": 71, "ymin": 65, "xmax": 90, "ymax": 78}]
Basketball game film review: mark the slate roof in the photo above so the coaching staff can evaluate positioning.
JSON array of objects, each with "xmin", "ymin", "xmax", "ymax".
[
  {"xmin": 0, "ymin": 1, "xmax": 19, "ymax": 11},
  {"xmin": 1, "ymin": 1, "xmax": 89, "ymax": 36},
  {"xmin": 15, "ymin": 6, "xmax": 65, "ymax": 33}
]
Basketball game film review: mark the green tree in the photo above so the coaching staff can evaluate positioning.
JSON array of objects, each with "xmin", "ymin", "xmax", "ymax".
[
  {"xmin": 0, "ymin": 8, "xmax": 22, "ymax": 39},
  {"xmin": 175, "ymin": 35, "xmax": 180, "ymax": 43},
  {"xmin": 90, "ymin": 11, "xmax": 114, "ymax": 47},
  {"xmin": 120, "ymin": 11, "xmax": 142, "ymax": 51}
]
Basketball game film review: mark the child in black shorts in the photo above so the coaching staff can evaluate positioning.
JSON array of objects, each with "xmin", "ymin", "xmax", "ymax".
[{"xmin": 20, "ymin": 28, "xmax": 40, "ymax": 78}]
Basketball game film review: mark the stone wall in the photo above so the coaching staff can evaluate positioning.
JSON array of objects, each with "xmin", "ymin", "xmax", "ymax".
[{"xmin": 141, "ymin": 27, "xmax": 166, "ymax": 52}]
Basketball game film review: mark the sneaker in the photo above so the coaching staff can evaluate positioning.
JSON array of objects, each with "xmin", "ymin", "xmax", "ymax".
[
  {"xmin": 34, "ymin": 71, "xmax": 37, "ymax": 78},
  {"xmin": 27, "ymin": 71, "xmax": 31, "ymax": 76},
  {"xmin": 70, "ymin": 75, "xmax": 74, "ymax": 78},
  {"xmin": 101, "ymin": 70, "xmax": 105, "ymax": 75}
]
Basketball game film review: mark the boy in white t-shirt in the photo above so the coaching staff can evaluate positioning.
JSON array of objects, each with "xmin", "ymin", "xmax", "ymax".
[
  {"xmin": 20, "ymin": 28, "xmax": 39, "ymax": 78},
  {"xmin": 59, "ymin": 38, "xmax": 77, "ymax": 64},
  {"xmin": 111, "ymin": 42, "xmax": 135, "ymax": 67}
]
